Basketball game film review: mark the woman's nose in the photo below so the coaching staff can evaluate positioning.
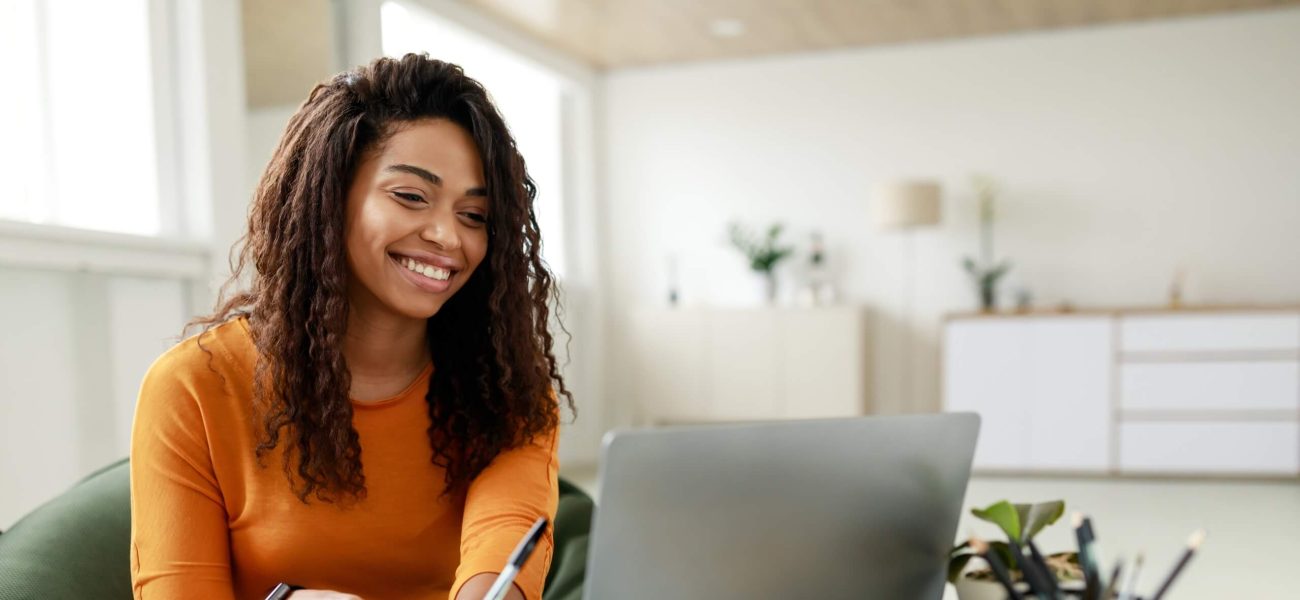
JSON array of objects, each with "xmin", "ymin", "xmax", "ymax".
[{"xmin": 419, "ymin": 210, "xmax": 461, "ymax": 251}]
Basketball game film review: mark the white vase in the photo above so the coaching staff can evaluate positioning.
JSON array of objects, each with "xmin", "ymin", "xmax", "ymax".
[
  {"xmin": 954, "ymin": 578, "xmax": 1029, "ymax": 600},
  {"xmin": 761, "ymin": 271, "xmax": 777, "ymax": 304}
]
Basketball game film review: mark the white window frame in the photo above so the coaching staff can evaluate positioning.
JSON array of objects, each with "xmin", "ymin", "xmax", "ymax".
[
  {"xmin": 0, "ymin": 0, "xmax": 249, "ymax": 312},
  {"xmin": 2, "ymin": 0, "xmax": 183, "ymax": 239}
]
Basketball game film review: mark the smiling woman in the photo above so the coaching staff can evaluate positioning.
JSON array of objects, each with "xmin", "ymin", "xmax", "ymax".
[
  {"xmin": 128, "ymin": 54, "xmax": 572, "ymax": 600},
  {"xmin": 345, "ymin": 121, "xmax": 490, "ymax": 319}
]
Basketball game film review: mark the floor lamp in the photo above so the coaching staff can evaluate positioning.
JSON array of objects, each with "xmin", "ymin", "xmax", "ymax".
[{"xmin": 872, "ymin": 180, "xmax": 942, "ymax": 412}]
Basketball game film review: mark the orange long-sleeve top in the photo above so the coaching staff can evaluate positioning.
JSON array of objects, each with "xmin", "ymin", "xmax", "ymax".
[{"xmin": 129, "ymin": 316, "xmax": 558, "ymax": 600}]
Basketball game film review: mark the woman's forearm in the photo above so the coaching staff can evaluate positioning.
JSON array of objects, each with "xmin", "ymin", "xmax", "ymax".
[{"xmin": 454, "ymin": 572, "xmax": 525, "ymax": 600}]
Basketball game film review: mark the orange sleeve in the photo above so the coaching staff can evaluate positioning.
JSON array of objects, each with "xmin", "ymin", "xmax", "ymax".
[
  {"xmin": 129, "ymin": 351, "xmax": 237, "ymax": 600},
  {"xmin": 449, "ymin": 423, "xmax": 560, "ymax": 600}
]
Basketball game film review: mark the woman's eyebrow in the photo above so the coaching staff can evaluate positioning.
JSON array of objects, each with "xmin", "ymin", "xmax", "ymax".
[
  {"xmin": 384, "ymin": 163, "xmax": 487, "ymax": 197},
  {"xmin": 385, "ymin": 163, "xmax": 440, "ymax": 186}
]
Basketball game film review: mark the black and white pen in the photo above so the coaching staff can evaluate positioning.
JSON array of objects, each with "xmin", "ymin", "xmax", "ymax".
[
  {"xmin": 481, "ymin": 517, "xmax": 549, "ymax": 600},
  {"xmin": 263, "ymin": 583, "xmax": 301, "ymax": 600}
]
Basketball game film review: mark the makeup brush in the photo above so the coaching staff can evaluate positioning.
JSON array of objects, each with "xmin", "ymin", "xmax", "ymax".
[
  {"xmin": 1073, "ymin": 513, "xmax": 1101, "ymax": 600},
  {"xmin": 1149, "ymin": 529, "xmax": 1205, "ymax": 600},
  {"xmin": 1118, "ymin": 553, "xmax": 1143, "ymax": 600},
  {"xmin": 1026, "ymin": 538, "xmax": 1062, "ymax": 599},
  {"xmin": 1100, "ymin": 559, "xmax": 1124, "ymax": 600},
  {"xmin": 1008, "ymin": 537, "xmax": 1055, "ymax": 600},
  {"xmin": 971, "ymin": 535, "xmax": 1026, "ymax": 600}
]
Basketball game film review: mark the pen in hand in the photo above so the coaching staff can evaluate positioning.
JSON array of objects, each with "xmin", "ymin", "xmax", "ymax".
[{"xmin": 481, "ymin": 517, "xmax": 549, "ymax": 600}]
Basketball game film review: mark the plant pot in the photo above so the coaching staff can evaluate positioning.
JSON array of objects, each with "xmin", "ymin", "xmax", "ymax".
[
  {"xmin": 955, "ymin": 577, "xmax": 1085, "ymax": 599},
  {"xmin": 759, "ymin": 271, "xmax": 777, "ymax": 304},
  {"xmin": 954, "ymin": 577, "xmax": 1029, "ymax": 600},
  {"xmin": 978, "ymin": 281, "xmax": 997, "ymax": 313}
]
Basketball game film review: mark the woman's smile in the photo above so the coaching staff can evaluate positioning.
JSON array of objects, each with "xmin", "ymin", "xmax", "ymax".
[{"xmin": 390, "ymin": 252, "xmax": 455, "ymax": 293}]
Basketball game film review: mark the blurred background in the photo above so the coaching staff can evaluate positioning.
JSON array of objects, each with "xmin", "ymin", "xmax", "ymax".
[{"xmin": 1, "ymin": 1, "xmax": 1297, "ymax": 597}]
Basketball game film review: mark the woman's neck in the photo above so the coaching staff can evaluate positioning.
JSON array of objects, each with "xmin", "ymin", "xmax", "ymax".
[{"xmin": 341, "ymin": 308, "xmax": 431, "ymax": 385}]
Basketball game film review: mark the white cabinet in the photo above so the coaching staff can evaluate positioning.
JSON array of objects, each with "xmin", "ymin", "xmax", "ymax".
[
  {"xmin": 629, "ymin": 307, "xmax": 867, "ymax": 424},
  {"xmin": 1118, "ymin": 422, "xmax": 1299, "ymax": 475},
  {"xmin": 1120, "ymin": 314, "xmax": 1300, "ymax": 353},
  {"xmin": 1119, "ymin": 362, "xmax": 1298, "ymax": 412},
  {"xmin": 944, "ymin": 317, "xmax": 1112, "ymax": 472},
  {"xmin": 944, "ymin": 308, "xmax": 1300, "ymax": 477},
  {"xmin": 1115, "ymin": 312, "xmax": 1300, "ymax": 476}
]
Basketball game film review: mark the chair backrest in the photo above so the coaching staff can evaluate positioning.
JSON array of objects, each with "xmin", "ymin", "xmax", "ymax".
[
  {"xmin": 0, "ymin": 457, "xmax": 593, "ymax": 600},
  {"xmin": 0, "ymin": 457, "xmax": 133, "ymax": 599},
  {"xmin": 546, "ymin": 478, "xmax": 595, "ymax": 600}
]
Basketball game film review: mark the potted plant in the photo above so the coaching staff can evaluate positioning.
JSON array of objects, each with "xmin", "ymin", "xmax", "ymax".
[
  {"xmin": 949, "ymin": 499, "xmax": 1082, "ymax": 599},
  {"xmin": 961, "ymin": 175, "xmax": 1012, "ymax": 312},
  {"xmin": 727, "ymin": 221, "xmax": 794, "ymax": 304}
]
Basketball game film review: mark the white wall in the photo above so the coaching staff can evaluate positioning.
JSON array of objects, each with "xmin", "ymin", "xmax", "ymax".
[
  {"xmin": 0, "ymin": 267, "xmax": 190, "ymax": 529},
  {"xmin": 601, "ymin": 9, "xmax": 1300, "ymax": 421},
  {"xmin": 0, "ymin": 0, "xmax": 248, "ymax": 529}
]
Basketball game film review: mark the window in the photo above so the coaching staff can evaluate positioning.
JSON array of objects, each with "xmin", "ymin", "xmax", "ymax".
[
  {"xmin": 381, "ymin": 1, "xmax": 568, "ymax": 277},
  {"xmin": 0, "ymin": 0, "xmax": 166, "ymax": 237}
]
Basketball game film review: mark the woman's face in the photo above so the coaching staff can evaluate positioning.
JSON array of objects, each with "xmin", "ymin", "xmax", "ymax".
[{"xmin": 343, "ymin": 118, "xmax": 490, "ymax": 320}]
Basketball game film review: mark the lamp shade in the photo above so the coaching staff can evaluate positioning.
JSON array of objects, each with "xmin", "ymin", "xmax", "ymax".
[{"xmin": 872, "ymin": 180, "xmax": 942, "ymax": 230}]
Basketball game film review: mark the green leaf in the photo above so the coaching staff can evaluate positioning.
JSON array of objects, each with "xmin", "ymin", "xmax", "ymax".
[
  {"xmin": 972, "ymin": 500, "xmax": 1021, "ymax": 541},
  {"xmin": 988, "ymin": 541, "xmax": 1018, "ymax": 572},
  {"xmin": 948, "ymin": 553, "xmax": 976, "ymax": 584},
  {"xmin": 1016, "ymin": 500, "xmax": 1065, "ymax": 541},
  {"xmin": 729, "ymin": 221, "xmax": 792, "ymax": 273}
]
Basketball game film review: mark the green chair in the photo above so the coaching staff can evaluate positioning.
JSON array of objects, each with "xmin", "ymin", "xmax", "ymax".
[{"xmin": 0, "ymin": 458, "xmax": 593, "ymax": 600}]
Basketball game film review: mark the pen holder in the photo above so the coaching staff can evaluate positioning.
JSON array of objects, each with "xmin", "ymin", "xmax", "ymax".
[
  {"xmin": 956, "ymin": 578, "xmax": 1149, "ymax": 600},
  {"xmin": 955, "ymin": 579, "xmax": 1093, "ymax": 600}
]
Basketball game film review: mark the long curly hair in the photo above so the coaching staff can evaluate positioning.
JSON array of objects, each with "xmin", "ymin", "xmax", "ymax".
[{"xmin": 184, "ymin": 53, "xmax": 572, "ymax": 503}]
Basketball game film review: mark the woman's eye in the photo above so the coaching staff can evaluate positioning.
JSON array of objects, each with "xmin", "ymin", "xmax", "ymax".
[
  {"xmin": 460, "ymin": 212, "xmax": 488, "ymax": 225},
  {"xmin": 394, "ymin": 192, "xmax": 426, "ymax": 203}
]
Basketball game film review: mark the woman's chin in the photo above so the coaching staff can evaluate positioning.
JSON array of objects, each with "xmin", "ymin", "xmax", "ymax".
[{"xmin": 375, "ymin": 293, "xmax": 449, "ymax": 321}]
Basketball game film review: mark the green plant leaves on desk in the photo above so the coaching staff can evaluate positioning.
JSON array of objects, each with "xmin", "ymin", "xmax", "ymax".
[
  {"xmin": 727, "ymin": 221, "xmax": 793, "ymax": 273},
  {"xmin": 971, "ymin": 499, "xmax": 1065, "ymax": 543},
  {"xmin": 949, "ymin": 499, "xmax": 1068, "ymax": 584}
]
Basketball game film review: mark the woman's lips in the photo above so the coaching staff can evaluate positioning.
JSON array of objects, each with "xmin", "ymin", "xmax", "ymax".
[{"xmin": 391, "ymin": 254, "xmax": 452, "ymax": 294}]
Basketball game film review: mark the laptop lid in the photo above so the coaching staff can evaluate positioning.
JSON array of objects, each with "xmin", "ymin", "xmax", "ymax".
[{"xmin": 583, "ymin": 413, "xmax": 980, "ymax": 600}]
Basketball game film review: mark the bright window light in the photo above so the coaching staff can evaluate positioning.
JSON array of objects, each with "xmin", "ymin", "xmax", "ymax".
[
  {"xmin": 0, "ymin": 0, "xmax": 161, "ymax": 236},
  {"xmin": 381, "ymin": 1, "xmax": 567, "ymax": 277}
]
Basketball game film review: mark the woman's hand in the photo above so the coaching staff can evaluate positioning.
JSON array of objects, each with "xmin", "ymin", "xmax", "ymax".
[{"xmin": 287, "ymin": 590, "xmax": 364, "ymax": 600}]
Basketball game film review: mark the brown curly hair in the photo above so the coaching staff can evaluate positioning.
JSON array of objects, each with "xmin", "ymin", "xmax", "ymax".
[{"xmin": 184, "ymin": 53, "xmax": 573, "ymax": 503}]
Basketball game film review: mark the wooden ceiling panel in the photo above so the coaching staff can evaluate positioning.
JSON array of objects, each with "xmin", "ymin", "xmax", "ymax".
[
  {"xmin": 455, "ymin": 0, "xmax": 1300, "ymax": 68},
  {"xmin": 242, "ymin": 0, "xmax": 334, "ymax": 108}
]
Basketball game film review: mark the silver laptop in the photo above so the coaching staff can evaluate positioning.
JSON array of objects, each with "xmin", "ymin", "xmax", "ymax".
[{"xmin": 583, "ymin": 413, "xmax": 980, "ymax": 600}]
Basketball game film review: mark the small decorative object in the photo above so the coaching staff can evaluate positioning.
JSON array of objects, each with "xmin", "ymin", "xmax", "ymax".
[
  {"xmin": 1014, "ymin": 288, "xmax": 1033, "ymax": 313},
  {"xmin": 949, "ymin": 499, "xmax": 1081, "ymax": 599},
  {"xmin": 1167, "ymin": 267, "xmax": 1186, "ymax": 309},
  {"xmin": 797, "ymin": 231, "xmax": 837, "ymax": 307},
  {"xmin": 961, "ymin": 175, "xmax": 1012, "ymax": 313},
  {"xmin": 727, "ymin": 221, "xmax": 794, "ymax": 304},
  {"xmin": 666, "ymin": 254, "xmax": 680, "ymax": 306}
]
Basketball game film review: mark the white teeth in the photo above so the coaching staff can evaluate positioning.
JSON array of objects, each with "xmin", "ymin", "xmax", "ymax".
[{"xmin": 399, "ymin": 256, "xmax": 451, "ymax": 282}]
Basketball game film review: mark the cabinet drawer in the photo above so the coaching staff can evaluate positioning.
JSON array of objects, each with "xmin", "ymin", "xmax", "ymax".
[
  {"xmin": 1119, "ymin": 422, "xmax": 1299, "ymax": 475},
  {"xmin": 1120, "ymin": 361, "xmax": 1300, "ymax": 411},
  {"xmin": 1119, "ymin": 314, "xmax": 1300, "ymax": 353}
]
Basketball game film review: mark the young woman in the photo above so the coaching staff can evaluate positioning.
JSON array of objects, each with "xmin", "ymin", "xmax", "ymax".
[{"xmin": 130, "ymin": 54, "xmax": 572, "ymax": 600}]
